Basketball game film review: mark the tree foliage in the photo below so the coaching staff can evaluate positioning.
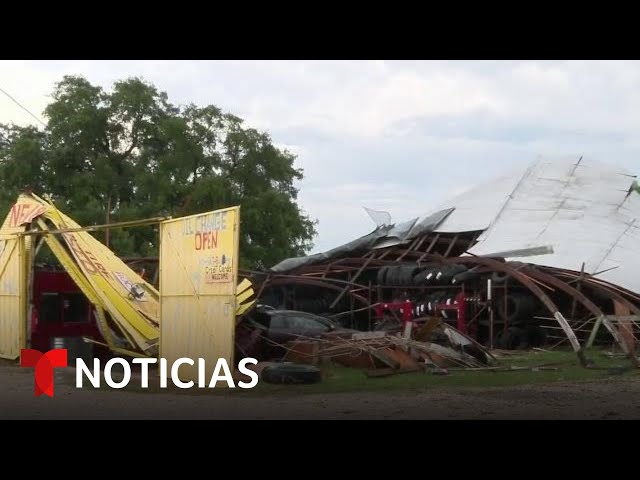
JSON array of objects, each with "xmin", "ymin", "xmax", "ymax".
[
  {"xmin": 0, "ymin": 75, "xmax": 316, "ymax": 268},
  {"xmin": 633, "ymin": 180, "xmax": 640, "ymax": 194}
]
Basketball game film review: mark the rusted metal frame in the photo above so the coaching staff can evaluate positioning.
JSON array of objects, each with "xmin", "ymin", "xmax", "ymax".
[
  {"xmin": 556, "ymin": 265, "xmax": 619, "ymax": 286},
  {"xmin": 422, "ymin": 233, "xmax": 474, "ymax": 257},
  {"xmin": 350, "ymin": 287, "xmax": 369, "ymax": 294},
  {"xmin": 304, "ymin": 267, "xmax": 360, "ymax": 276},
  {"xmin": 555, "ymin": 272, "xmax": 640, "ymax": 354},
  {"xmin": 395, "ymin": 237, "xmax": 421, "ymax": 262},
  {"xmin": 555, "ymin": 272, "xmax": 640, "ymax": 316},
  {"xmin": 265, "ymin": 273, "xmax": 370, "ymax": 291},
  {"xmin": 585, "ymin": 278, "xmax": 640, "ymax": 304},
  {"xmin": 443, "ymin": 233, "xmax": 460, "ymax": 257},
  {"xmin": 349, "ymin": 271, "xmax": 355, "ymax": 327},
  {"xmin": 417, "ymin": 233, "xmax": 441, "ymax": 262},
  {"xmin": 519, "ymin": 264, "xmax": 637, "ymax": 366},
  {"xmin": 368, "ymin": 280, "xmax": 373, "ymax": 331},
  {"xmin": 570, "ymin": 263, "xmax": 586, "ymax": 320},
  {"xmin": 255, "ymin": 272, "xmax": 272, "ymax": 300},
  {"xmin": 559, "ymin": 272, "xmax": 640, "ymax": 336},
  {"xmin": 465, "ymin": 231, "xmax": 481, "ymax": 252},
  {"xmin": 386, "ymin": 249, "xmax": 432, "ymax": 262},
  {"xmin": 376, "ymin": 247, "xmax": 398, "ymax": 261},
  {"xmin": 321, "ymin": 261, "xmax": 337, "ymax": 278},
  {"xmin": 420, "ymin": 255, "xmax": 589, "ymax": 366},
  {"xmin": 329, "ymin": 304, "xmax": 377, "ymax": 318},
  {"xmin": 396, "ymin": 234, "xmax": 430, "ymax": 262},
  {"xmin": 267, "ymin": 277, "xmax": 370, "ymax": 306},
  {"xmin": 466, "ymin": 304, "xmax": 488, "ymax": 328},
  {"xmin": 571, "ymin": 315, "xmax": 599, "ymax": 333},
  {"xmin": 318, "ymin": 254, "xmax": 375, "ymax": 278},
  {"xmin": 320, "ymin": 255, "xmax": 363, "ymax": 277},
  {"xmin": 504, "ymin": 277, "xmax": 509, "ymax": 334},
  {"xmin": 412, "ymin": 234, "xmax": 430, "ymax": 253},
  {"xmin": 330, "ymin": 254, "xmax": 376, "ymax": 309}
]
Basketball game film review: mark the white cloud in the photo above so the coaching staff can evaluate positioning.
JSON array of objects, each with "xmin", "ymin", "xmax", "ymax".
[{"xmin": 1, "ymin": 60, "xmax": 640, "ymax": 255}]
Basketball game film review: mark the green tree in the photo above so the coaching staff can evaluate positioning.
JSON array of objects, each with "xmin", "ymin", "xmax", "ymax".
[
  {"xmin": 0, "ymin": 124, "xmax": 48, "ymax": 218},
  {"xmin": 0, "ymin": 75, "xmax": 316, "ymax": 268},
  {"xmin": 633, "ymin": 180, "xmax": 639, "ymax": 194}
]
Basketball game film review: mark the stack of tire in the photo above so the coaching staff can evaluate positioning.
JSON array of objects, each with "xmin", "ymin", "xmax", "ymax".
[
  {"xmin": 377, "ymin": 265, "xmax": 423, "ymax": 286},
  {"xmin": 494, "ymin": 292, "xmax": 547, "ymax": 349},
  {"xmin": 412, "ymin": 264, "xmax": 469, "ymax": 286},
  {"xmin": 376, "ymin": 264, "xmax": 477, "ymax": 287},
  {"xmin": 414, "ymin": 291, "xmax": 457, "ymax": 317}
]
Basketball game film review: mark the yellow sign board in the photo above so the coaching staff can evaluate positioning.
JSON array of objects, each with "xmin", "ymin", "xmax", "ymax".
[
  {"xmin": 0, "ymin": 197, "xmax": 43, "ymax": 359},
  {"xmin": 159, "ymin": 206, "xmax": 240, "ymax": 383}
]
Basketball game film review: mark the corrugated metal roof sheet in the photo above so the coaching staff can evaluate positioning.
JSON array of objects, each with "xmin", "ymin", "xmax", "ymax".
[
  {"xmin": 271, "ymin": 155, "xmax": 640, "ymax": 295},
  {"xmin": 462, "ymin": 156, "xmax": 640, "ymax": 294}
]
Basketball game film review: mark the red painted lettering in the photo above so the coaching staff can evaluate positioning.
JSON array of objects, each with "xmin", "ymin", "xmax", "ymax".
[
  {"xmin": 9, "ymin": 205, "xmax": 21, "ymax": 227},
  {"xmin": 195, "ymin": 233, "xmax": 202, "ymax": 250},
  {"xmin": 85, "ymin": 251, "xmax": 110, "ymax": 279}
]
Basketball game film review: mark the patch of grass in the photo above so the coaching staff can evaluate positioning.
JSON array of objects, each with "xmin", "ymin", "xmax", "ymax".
[{"xmin": 243, "ymin": 348, "xmax": 636, "ymax": 396}]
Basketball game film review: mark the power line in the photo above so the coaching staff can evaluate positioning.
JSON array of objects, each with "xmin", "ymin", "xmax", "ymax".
[{"xmin": 0, "ymin": 86, "xmax": 46, "ymax": 127}]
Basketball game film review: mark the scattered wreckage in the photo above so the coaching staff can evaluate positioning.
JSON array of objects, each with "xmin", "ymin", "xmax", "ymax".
[
  {"xmin": 239, "ymin": 156, "xmax": 640, "ymax": 375},
  {"xmin": 2, "ymin": 155, "xmax": 639, "ymax": 385}
]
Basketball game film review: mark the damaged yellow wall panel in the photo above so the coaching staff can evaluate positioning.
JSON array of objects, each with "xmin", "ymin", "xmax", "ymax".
[
  {"xmin": 0, "ymin": 239, "xmax": 25, "ymax": 359},
  {"xmin": 160, "ymin": 206, "xmax": 240, "ymax": 383},
  {"xmin": 35, "ymin": 195, "xmax": 161, "ymax": 352},
  {"xmin": 0, "ymin": 197, "xmax": 44, "ymax": 359}
]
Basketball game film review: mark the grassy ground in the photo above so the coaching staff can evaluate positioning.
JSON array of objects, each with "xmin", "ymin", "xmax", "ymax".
[{"xmin": 243, "ymin": 348, "xmax": 637, "ymax": 396}]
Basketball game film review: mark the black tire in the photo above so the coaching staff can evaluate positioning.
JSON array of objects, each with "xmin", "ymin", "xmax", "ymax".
[
  {"xmin": 412, "ymin": 263, "xmax": 437, "ymax": 284},
  {"xmin": 262, "ymin": 364, "xmax": 322, "ymax": 385},
  {"xmin": 377, "ymin": 266, "xmax": 390, "ymax": 285},
  {"xmin": 423, "ymin": 267, "xmax": 439, "ymax": 284},
  {"xmin": 399, "ymin": 266, "xmax": 420, "ymax": 285},
  {"xmin": 452, "ymin": 266, "xmax": 481, "ymax": 284},
  {"xmin": 507, "ymin": 326, "xmax": 528, "ymax": 349},
  {"xmin": 491, "ymin": 271, "xmax": 510, "ymax": 284},
  {"xmin": 386, "ymin": 266, "xmax": 400, "ymax": 286},
  {"xmin": 495, "ymin": 326, "xmax": 527, "ymax": 349},
  {"xmin": 500, "ymin": 293, "xmax": 536, "ymax": 326},
  {"xmin": 433, "ymin": 265, "xmax": 463, "ymax": 284},
  {"xmin": 524, "ymin": 324, "xmax": 547, "ymax": 347},
  {"xmin": 413, "ymin": 269, "xmax": 430, "ymax": 285}
]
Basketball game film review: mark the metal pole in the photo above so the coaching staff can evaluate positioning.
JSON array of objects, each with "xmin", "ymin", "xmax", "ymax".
[{"xmin": 488, "ymin": 278, "xmax": 494, "ymax": 349}]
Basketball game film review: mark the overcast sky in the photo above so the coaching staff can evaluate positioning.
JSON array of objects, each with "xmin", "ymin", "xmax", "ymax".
[{"xmin": 1, "ymin": 60, "xmax": 638, "ymax": 253}]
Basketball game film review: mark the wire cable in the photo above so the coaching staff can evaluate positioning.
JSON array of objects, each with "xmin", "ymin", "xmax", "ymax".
[{"xmin": 0, "ymin": 86, "xmax": 47, "ymax": 127}]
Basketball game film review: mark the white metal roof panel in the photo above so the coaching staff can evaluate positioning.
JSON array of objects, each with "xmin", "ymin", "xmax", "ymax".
[{"xmin": 467, "ymin": 156, "xmax": 640, "ymax": 294}]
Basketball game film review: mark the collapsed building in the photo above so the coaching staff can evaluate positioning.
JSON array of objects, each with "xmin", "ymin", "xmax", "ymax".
[
  {"xmin": 0, "ymin": 193, "xmax": 255, "ymax": 374},
  {"xmin": 248, "ymin": 156, "xmax": 640, "ymax": 367}
]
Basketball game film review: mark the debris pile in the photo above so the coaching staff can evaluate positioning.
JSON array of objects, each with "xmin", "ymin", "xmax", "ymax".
[
  {"xmin": 247, "ymin": 156, "xmax": 640, "ymax": 368},
  {"xmin": 282, "ymin": 320, "xmax": 495, "ymax": 377}
]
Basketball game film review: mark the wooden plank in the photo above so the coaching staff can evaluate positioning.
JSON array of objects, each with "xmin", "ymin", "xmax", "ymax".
[
  {"xmin": 444, "ymin": 233, "xmax": 459, "ymax": 257},
  {"xmin": 395, "ymin": 237, "xmax": 420, "ymax": 262},
  {"xmin": 366, "ymin": 366, "xmax": 422, "ymax": 378},
  {"xmin": 605, "ymin": 315, "xmax": 640, "ymax": 322},
  {"xmin": 352, "ymin": 331, "xmax": 387, "ymax": 341},
  {"xmin": 329, "ymin": 254, "xmax": 374, "ymax": 309},
  {"xmin": 417, "ymin": 234, "xmax": 440, "ymax": 262},
  {"xmin": 369, "ymin": 349, "xmax": 400, "ymax": 369}
]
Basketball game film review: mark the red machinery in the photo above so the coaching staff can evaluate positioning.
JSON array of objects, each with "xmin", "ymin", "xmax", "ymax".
[
  {"xmin": 30, "ymin": 269, "xmax": 105, "ymax": 352},
  {"xmin": 375, "ymin": 293, "xmax": 472, "ymax": 336},
  {"xmin": 433, "ymin": 292, "xmax": 468, "ymax": 334}
]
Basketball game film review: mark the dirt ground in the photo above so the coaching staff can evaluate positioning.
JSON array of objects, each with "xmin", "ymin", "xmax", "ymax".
[{"xmin": 3, "ymin": 362, "xmax": 640, "ymax": 420}]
